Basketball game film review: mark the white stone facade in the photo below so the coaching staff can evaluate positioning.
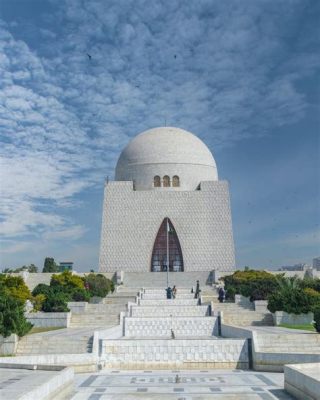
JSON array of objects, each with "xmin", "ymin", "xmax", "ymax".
[
  {"xmin": 99, "ymin": 180, "xmax": 235, "ymax": 272},
  {"xmin": 99, "ymin": 127, "xmax": 235, "ymax": 273}
]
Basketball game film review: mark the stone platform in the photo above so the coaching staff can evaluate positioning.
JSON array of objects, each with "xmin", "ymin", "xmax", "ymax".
[
  {"xmin": 71, "ymin": 369, "xmax": 294, "ymax": 399},
  {"xmin": 0, "ymin": 364, "xmax": 74, "ymax": 400}
]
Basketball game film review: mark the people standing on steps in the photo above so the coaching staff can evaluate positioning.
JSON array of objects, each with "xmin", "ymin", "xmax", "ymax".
[
  {"xmin": 194, "ymin": 280, "xmax": 201, "ymax": 299},
  {"xmin": 166, "ymin": 286, "xmax": 172, "ymax": 299},
  {"xmin": 218, "ymin": 286, "xmax": 225, "ymax": 303},
  {"xmin": 172, "ymin": 285, "xmax": 177, "ymax": 299}
]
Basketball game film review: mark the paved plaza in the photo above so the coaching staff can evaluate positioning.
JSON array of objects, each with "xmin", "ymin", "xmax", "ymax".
[
  {"xmin": 0, "ymin": 367, "xmax": 71, "ymax": 400},
  {"xmin": 71, "ymin": 369, "xmax": 294, "ymax": 400}
]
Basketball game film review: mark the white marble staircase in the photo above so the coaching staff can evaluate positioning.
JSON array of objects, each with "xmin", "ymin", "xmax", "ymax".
[{"xmin": 100, "ymin": 287, "xmax": 249, "ymax": 369}]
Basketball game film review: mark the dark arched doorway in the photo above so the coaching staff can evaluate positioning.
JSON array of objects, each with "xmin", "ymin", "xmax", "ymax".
[{"xmin": 151, "ymin": 218, "xmax": 184, "ymax": 272}]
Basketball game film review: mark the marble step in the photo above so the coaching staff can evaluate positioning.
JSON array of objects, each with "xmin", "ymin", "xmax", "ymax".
[
  {"xmin": 102, "ymin": 338, "xmax": 249, "ymax": 369},
  {"xmin": 121, "ymin": 271, "xmax": 213, "ymax": 289},
  {"xmin": 17, "ymin": 337, "xmax": 93, "ymax": 355},
  {"xmin": 124, "ymin": 316, "xmax": 218, "ymax": 338},
  {"xmin": 102, "ymin": 296, "xmax": 135, "ymax": 304},
  {"xmin": 139, "ymin": 299, "xmax": 199, "ymax": 306},
  {"xmin": 222, "ymin": 313, "xmax": 273, "ymax": 326},
  {"xmin": 256, "ymin": 333, "xmax": 320, "ymax": 346},
  {"xmin": 130, "ymin": 305, "xmax": 210, "ymax": 317},
  {"xmin": 141, "ymin": 293, "xmax": 195, "ymax": 299}
]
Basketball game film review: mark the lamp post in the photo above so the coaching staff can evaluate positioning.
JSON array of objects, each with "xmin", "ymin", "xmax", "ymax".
[{"xmin": 166, "ymin": 217, "xmax": 169, "ymax": 288}]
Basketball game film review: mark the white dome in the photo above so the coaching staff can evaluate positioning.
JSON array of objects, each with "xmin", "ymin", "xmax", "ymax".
[{"xmin": 115, "ymin": 127, "xmax": 218, "ymax": 191}]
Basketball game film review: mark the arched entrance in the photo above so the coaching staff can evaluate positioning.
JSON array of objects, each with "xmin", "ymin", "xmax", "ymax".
[{"xmin": 151, "ymin": 218, "xmax": 184, "ymax": 272}]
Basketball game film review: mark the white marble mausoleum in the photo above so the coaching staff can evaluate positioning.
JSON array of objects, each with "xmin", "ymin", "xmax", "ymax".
[{"xmin": 99, "ymin": 127, "xmax": 235, "ymax": 273}]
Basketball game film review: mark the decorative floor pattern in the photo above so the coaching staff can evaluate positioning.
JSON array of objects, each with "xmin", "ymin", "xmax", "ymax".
[{"xmin": 72, "ymin": 369, "xmax": 294, "ymax": 399}]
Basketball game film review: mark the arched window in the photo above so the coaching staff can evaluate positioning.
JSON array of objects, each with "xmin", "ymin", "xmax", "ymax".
[
  {"xmin": 163, "ymin": 175, "xmax": 170, "ymax": 187},
  {"xmin": 154, "ymin": 176, "xmax": 161, "ymax": 187},
  {"xmin": 151, "ymin": 218, "xmax": 184, "ymax": 272},
  {"xmin": 172, "ymin": 175, "xmax": 180, "ymax": 187}
]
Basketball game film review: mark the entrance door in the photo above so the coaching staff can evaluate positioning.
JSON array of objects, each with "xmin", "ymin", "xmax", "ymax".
[{"xmin": 151, "ymin": 218, "xmax": 184, "ymax": 272}]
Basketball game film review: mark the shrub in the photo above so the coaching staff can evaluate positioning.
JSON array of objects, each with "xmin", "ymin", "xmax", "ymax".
[
  {"xmin": 0, "ymin": 292, "xmax": 33, "ymax": 337},
  {"xmin": 71, "ymin": 288, "xmax": 90, "ymax": 302},
  {"xmin": 268, "ymin": 288, "xmax": 312, "ymax": 314},
  {"xmin": 31, "ymin": 294, "xmax": 46, "ymax": 311},
  {"xmin": 223, "ymin": 270, "xmax": 279, "ymax": 301},
  {"xmin": 42, "ymin": 291, "xmax": 70, "ymax": 312},
  {"xmin": 301, "ymin": 278, "xmax": 320, "ymax": 293},
  {"xmin": 225, "ymin": 286, "xmax": 236, "ymax": 301},
  {"xmin": 50, "ymin": 271, "xmax": 84, "ymax": 291},
  {"xmin": 32, "ymin": 283, "xmax": 51, "ymax": 297},
  {"xmin": 304, "ymin": 288, "xmax": 320, "ymax": 307},
  {"xmin": 313, "ymin": 305, "xmax": 320, "ymax": 333},
  {"xmin": 267, "ymin": 276, "xmax": 320, "ymax": 315},
  {"xmin": 84, "ymin": 273, "xmax": 114, "ymax": 298}
]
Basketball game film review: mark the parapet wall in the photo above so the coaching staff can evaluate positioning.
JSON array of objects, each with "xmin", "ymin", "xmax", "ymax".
[{"xmin": 124, "ymin": 316, "xmax": 218, "ymax": 337}]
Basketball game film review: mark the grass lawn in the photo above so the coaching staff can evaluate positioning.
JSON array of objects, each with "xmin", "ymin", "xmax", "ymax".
[
  {"xmin": 278, "ymin": 323, "xmax": 316, "ymax": 332},
  {"xmin": 27, "ymin": 326, "xmax": 65, "ymax": 335}
]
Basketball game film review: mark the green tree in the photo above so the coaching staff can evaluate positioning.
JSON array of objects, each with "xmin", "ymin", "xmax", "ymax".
[
  {"xmin": 0, "ymin": 292, "xmax": 33, "ymax": 337},
  {"xmin": 2, "ymin": 264, "xmax": 38, "ymax": 273},
  {"xmin": 42, "ymin": 257, "xmax": 58, "ymax": 272},
  {"xmin": 0, "ymin": 274, "xmax": 32, "ymax": 302},
  {"xmin": 26, "ymin": 264, "xmax": 38, "ymax": 273}
]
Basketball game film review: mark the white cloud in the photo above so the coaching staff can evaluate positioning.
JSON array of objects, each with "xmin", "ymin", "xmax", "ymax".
[
  {"xmin": 43, "ymin": 225, "xmax": 87, "ymax": 241},
  {"xmin": 0, "ymin": 0, "xmax": 319, "ymax": 268}
]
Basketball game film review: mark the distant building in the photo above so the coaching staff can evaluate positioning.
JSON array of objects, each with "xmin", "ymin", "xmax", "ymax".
[
  {"xmin": 313, "ymin": 257, "xmax": 320, "ymax": 270},
  {"xmin": 279, "ymin": 263, "xmax": 309, "ymax": 271},
  {"xmin": 58, "ymin": 262, "xmax": 73, "ymax": 272}
]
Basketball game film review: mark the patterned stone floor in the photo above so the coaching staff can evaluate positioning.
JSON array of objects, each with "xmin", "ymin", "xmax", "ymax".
[{"xmin": 71, "ymin": 369, "xmax": 294, "ymax": 399}]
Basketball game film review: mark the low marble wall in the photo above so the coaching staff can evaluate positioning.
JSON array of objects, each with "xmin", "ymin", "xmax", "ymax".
[
  {"xmin": 234, "ymin": 295, "xmax": 252, "ymax": 308},
  {"xmin": 0, "ymin": 334, "xmax": 18, "ymax": 355},
  {"xmin": 25, "ymin": 312, "xmax": 71, "ymax": 327},
  {"xmin": 273, "ymin": 311, "xmax": 314, "ymax": 326},
  {"xmin": 254, "ymin": 300, "xmax": 269, "ymax": 313},
  {"xmin": 254, "ymin": 352, "xmax": 320, "ymax": 372},
  {"xmin": 130, "ymin": 305, "xmax": 210, "ymax": 317},
  {"xmin": 0, "ymin": 364, "xmax": 74, "ymax": 400},
  {"xmin": 101, "ymin": 338, "xmax": 248, "ymax": 369},
  {"xmin": 67, "ymin": 302, "xmax": 88, "ymax": 314},
  {"xmin": 221, "ymin": 324, "xmax": 254, "ymax": 340},
  {"xmin": 124, "ymin": 316, "xmax": 218, "ymax": 337},
  {"xmin": 0, "ymin": 354, "xmax": 97, "ymax": 373},
  {"xmin": 284, "ymin": 363, "xmax": 320, "ymax": 400}
]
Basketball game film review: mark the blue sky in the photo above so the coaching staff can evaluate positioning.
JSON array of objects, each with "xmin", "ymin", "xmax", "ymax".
[{"xmin": 0, "ymin": 0, "xmax": 319, "ymax": 271}]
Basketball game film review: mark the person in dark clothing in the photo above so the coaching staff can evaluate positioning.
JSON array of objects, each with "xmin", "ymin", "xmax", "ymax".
[
  {"xmin": 194, "ymin": 280, "xmax": 200, "ymax": 299},
  {"xmin": 166, "ymin": 287, "xmax": 172, "ymax": 299},
  {"xmin": 218, "ymin": 287, "xmax": 225, "ymax": 303}
]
